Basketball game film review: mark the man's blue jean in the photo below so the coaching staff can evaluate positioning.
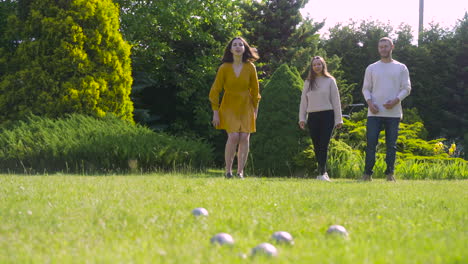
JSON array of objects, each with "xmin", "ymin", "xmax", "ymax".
[{"xmin": 364, "ymin": 116, "xmax": 400, "ymax": 175}]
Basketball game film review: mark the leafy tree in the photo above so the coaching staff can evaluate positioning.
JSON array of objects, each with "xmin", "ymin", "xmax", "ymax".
[
  {"xmin": 115, "ymin": 0, "xmax": 243, "ymax": 140},
  {"xmin": 240, "ymin": 0, "xmax": 354, "ymax": 108},
  {"xmin": 324, "ymin": 20, "xmax": 393, "ymax": 99},
  {"xmin": 251, "ymin": 64, "xmax": 308, "ymax": 176},
  {"xmin": 324, "ymin": 17, "xmax": 466, "ymax": 159},
  {"xmin": 241, "ymin": 0, "xmax": 324, "ymax": 77},
  {"xmin": 0, "ymin": 0, "xmax": 16, "ymax": 51},
  {"xmin": 0, "ymin": 0, "xmax": 17, "ymax": 77},
  {"xmin": 404, "ymin": 20, "xmax": 466, "ymax": 143},
  {"xmin": 451, "ymin": 13, "xmax": 468, "ymax": 157},
  {"xmin": 0, "ymin": 0, "xmax": 133, "ymax": 124},
  {"xmin": 325, "ymin": 54, "xmax": 355, "ymax": 108}
]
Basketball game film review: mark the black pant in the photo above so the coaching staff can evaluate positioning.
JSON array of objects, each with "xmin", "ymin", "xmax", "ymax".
[{"xmin": 307, "ymin": 110, "xmax": 335, "ymax": 175}]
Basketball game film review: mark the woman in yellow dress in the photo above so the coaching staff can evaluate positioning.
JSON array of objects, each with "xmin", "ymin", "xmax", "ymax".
[{"xmin": 209, "ymin": 37, "xmax": 260, "ymax": 179}]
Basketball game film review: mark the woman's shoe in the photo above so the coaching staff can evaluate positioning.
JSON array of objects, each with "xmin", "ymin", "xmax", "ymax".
[
  {"xmin": 317, "ymin": 174, "xmax": 331, "ymax": 182},
  {"xmin": 323, "ymin": 172, "xmax": 332, "ymax": 182},
  {"xmin": 225, "ymin": 172, "xmax": 233, "ymax": 179},
  {"xmin": 236, "ymin": 172, "xmax": 244, "ymax": 179}
]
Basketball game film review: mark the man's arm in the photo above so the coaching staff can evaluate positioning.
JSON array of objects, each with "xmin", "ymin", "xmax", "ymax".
[
  {"xmin": 384, "ymin": 65, "xmax": 411, "ymax": 109},
  {"xmin": 362, "ymin": 67, "xmax": 379, "ymax": 114}
]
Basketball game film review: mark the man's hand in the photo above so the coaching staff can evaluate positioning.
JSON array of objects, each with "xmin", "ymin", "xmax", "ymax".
[
  {"xmin": 367, "ymin": 100, "xmax": 379, "ymax": 114},
  {"xmin": 335, "ymin": 123, "xmax": 343, "ymax": 129},
  {"xmin": 383, "ymin": 98, "xmax": 400, "ymax": 109},
  {"xmin": 212, "ymin": 111, "xmax": 220, "ymax": 127}
]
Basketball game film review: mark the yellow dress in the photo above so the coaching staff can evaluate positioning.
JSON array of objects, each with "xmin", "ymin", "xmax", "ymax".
[{"xmin": 209, "ymin": 62, "xmax": 260, "ymax": 133}]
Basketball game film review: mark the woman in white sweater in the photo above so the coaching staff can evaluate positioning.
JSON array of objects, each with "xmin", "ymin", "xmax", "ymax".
[{"xmin": 299, "ymin": 56, "xmax": 343, "ymax": 181}]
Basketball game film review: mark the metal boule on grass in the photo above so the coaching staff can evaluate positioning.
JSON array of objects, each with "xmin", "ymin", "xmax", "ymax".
[
  {"xmin": 326, "ymin": 225, "xmax": 349, "ymax": 237},
  {"xmin": 210, "ymin": 233, "xmax": 234, "ymax": 246},
  {"xmin": 271, "ymin": 231, "xmax": 294, "ymax": 244},
  {"xmin": 251, "ymin": 243, "xmax": 278, "ymax": 257},
  {"xmin": 191, "ymin": 207, "xmax": 208, "ymax": 216}
]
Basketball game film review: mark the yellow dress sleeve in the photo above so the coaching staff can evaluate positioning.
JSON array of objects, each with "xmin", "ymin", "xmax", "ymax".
[
  {"xmin": 249, "ymin": 63, "xmax": 260, "ymax": 109},
  {"xmin": 209, "ymin": 64, "xmax": 225, "ymax": 110}
]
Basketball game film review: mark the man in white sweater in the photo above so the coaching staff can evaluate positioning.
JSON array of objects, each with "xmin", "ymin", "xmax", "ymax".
[{"xmin": 361, "ymin": 37, "xmax": 411, "ymax": 181}]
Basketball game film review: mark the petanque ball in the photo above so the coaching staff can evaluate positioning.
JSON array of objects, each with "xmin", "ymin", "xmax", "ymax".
[
  {"xmin": 192, "ymin": 207, "xmax": 209, "ymax": 216},
  {"xmin": 326, "ymin": 225, "xmax": 349, "ymax": 237},
  {"xmin": 210, "ymin": 233, "xmax": 234, "ymax": 246},
  {"xmin": 271, "ymin": 231, "xmax": 294, "ymax": 244},
  {"xmin": 251, "ymin": 243, "xmax": 278, "ymax": 257}
]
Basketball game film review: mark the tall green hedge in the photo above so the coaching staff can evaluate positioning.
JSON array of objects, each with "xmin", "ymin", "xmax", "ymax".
[
  {"xmin": 0, "ymin": 115, "xmax": 213, "ymax": 174},
  {"xmin": 251, "ymin": 64, "xmax": 308, "ymax": 176},
  {"xmin": 0, "ymin": 0, "xmax": 133, "ymax": 123}
]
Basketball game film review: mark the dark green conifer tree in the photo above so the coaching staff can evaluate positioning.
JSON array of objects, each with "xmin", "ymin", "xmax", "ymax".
[{"xmin": 251, "ymin": 64, "xmax": 308, "ymax": 176}]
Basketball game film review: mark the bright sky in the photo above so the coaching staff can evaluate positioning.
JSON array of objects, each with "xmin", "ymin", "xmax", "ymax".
[{"xmin": 301, "ymin": 0, "xmax": 468, "ymax": 40}]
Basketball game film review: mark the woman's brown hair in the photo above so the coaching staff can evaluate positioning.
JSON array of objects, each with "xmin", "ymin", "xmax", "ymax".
[
  {"xmin": 222, "ymin": 37, "xmax": 259, "ymax": 63},
  {"xmin": 306, "ymin": 56, "xmax": 333, "ymax": 91}
]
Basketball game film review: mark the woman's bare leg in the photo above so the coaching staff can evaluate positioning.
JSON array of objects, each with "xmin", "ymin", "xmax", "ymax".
[
  {"xmin": 237, "ymin": 133, "xmax": 250, "ymax": 175},
  {"xmin": 225, "ymin": 132, "xmax": 240, "ymax": 175}
]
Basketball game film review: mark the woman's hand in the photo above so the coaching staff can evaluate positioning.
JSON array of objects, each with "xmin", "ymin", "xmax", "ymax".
[
  {"xmin": 212, "ymin": 111, "xmax": 220, "ymax": 127},
  {"xmin": 299, "ymin": 121, "xmax": 306, "ymax": 130},
  {"xmin": 335, "ymin": 123, "xmax": 343, "ymax": 129},
  {"xmin": 254, "ymin": 108, "xmax": 258, "ymax": 119}
]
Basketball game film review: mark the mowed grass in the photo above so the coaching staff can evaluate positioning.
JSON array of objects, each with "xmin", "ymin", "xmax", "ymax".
[{"xmin": 0, "ymin": 172, "xmax": 466, "ymax": 263}]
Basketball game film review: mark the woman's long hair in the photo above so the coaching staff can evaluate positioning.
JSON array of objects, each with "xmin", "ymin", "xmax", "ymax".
[
  {"xmin": 306, "ymin": 56, "xmax": 332, "ymax": 91},
  {"xmin": 222, "ymin": 37, "xmax": 259, "ymax": 63}
]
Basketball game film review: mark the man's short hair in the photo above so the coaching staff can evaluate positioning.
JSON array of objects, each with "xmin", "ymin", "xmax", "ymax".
[{"xmin": 379, "ymin": 37, "xmax": 394, "ymax": 46}]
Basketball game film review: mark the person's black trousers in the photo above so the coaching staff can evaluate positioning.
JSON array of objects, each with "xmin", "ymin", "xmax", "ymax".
[{"xmin": 307, "ymin": 110, "xmax": 335, "ymax": 175}]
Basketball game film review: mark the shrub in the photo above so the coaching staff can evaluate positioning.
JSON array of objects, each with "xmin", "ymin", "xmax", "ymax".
[
  {"xmin": 395, "ymin": 155, "xmax": 467, "ymax": 180},
  {"xmin": 250, "ymin": 64, "xmax": 308, "ymax": 176},
  {"xmin": 337, "ymin": 118, "xmax": 450, "ymax": 157},
  {"xmin": 0, "ymin": 0, "xmax": 133, "ymax": 123},
  {"xmin": 0, "ymin": 115, "xmax": 213, "ymax": 174},
  {"xmin": 294, "ymin": 141, "xmax": 467, "ymax": 180},
  {"xmin": 294, "ymin": 139, "xmax": 363, "ymax": 178}
]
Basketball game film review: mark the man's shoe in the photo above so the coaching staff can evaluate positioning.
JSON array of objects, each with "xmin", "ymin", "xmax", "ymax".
[
  {"xmin": 323, "ymin": 172, "xmax": 332, "ymax": 182},
  {"xmin": 225, "ymin": 172, "xmax": 233, "ymax": 179},
  {"xmin": 361, "ymin": 174, "xmax": 373, "ymax": 181},
  {"xmin": 386, "ymin": 173, "xmax": 396, "ymax": 182}
]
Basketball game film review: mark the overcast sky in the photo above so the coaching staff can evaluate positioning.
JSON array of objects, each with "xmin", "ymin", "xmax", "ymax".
[{"xmin": 300, "ymin": 0, "xmax": 468, "ymax": 40}]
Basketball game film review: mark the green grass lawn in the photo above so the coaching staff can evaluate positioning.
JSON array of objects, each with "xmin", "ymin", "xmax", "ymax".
[{"xmin": 1, "ymin": 171, "xmax": 466, "ymax": 263}]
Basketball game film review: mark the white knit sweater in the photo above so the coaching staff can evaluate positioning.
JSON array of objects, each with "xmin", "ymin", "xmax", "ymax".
[
  {"xmin": 362, "ymin": 60, "xmax": 411, "ymax": 118},
  {"xmin": 299, "ymin": 76, "xmax": 343, "ymax": 125}
]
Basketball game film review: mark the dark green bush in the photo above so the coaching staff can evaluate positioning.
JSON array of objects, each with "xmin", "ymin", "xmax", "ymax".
[
  {"xmin": 0, "ymin": 114, "xmax": 213, "ymax": 174},
  {"xmin": 250, "ymin": 64, "xmax": 308, "ymax": 176}
]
